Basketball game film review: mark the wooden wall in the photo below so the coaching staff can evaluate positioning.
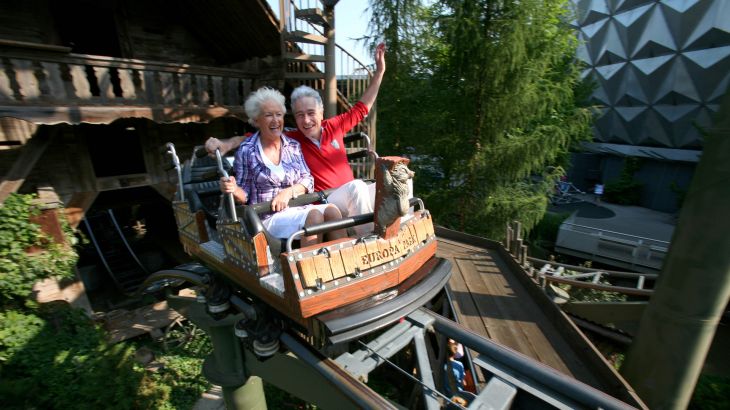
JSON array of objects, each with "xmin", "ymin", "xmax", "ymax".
[
  {"xmin": 7, "ymin": 117, "xmax": 251, "ymax": 218},
  {"xmin": 116, "ymin": 0, "xmax": 217, "ymax": 65},
  {"xmin": 0, "ymin": 0, "xmax": 60, "ymax": 46}
]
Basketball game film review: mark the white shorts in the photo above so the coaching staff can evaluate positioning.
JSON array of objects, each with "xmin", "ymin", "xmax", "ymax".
[{"xmin": 263, "ymin": 204, "xmax": 332, "ymax": 239}]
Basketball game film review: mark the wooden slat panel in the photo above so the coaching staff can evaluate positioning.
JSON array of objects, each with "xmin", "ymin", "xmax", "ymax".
[
  {"xmin": 339, "ymin": 244, "xmax": 358, "ymax": 274},
  {"xmin": 364, "ymin": 239, "xmax": 381, "ymax": 267},
  {"xmin": 354, "ymin": 242, "xmax": 371, "ymax": 271},
  {"xmin": 313, "ymin": 253, "xmax": 334, "ymax": 283},
  {"xmin": 377, "ymin": 238, "xmax": 396, "ymax": 263},
  {"xmin": 390, "ymin": 237, "xmax": 404, "ymax": 259},
  {"xmin": 414, "ymin": 218, "xmax": 427, "ymax": 243},
  {"xmin": 253, "ymin": 233, "xmax": 269, "ymax": 270},
  {"xmin": 328, "ymin": 250, "xmax": 347, "ymax": 279},
  {"xmin": 424, "ymin": 216, "xmax": 434, "ymax": 237},
  {"xmin": 408, "ymin": 223, "xmax": 420, "ymax": 244},
  {"xmin": 297, "ymin": 257, "xmax": 318, "ymax": 288},
  {"xmin": 399, "ymin": 223, "xmax": 416, "ymax": 251}
]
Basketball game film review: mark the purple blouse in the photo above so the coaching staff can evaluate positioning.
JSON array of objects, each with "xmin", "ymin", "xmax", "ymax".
[{"xmin": 233, "ymin": 132, "xmax": 314, "ymax": 214}]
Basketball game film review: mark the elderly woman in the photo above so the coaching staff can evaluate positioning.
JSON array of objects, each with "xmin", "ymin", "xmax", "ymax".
[{"xmin": 220, "ymin": 87, "xmax": 345, "ymax": 246}]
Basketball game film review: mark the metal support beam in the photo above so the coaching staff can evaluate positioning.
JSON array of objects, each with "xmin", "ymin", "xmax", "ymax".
[
  {"xmin": 413, "ymin": 331, "xmax": 440, "ymax": 410},
  {"xmin": 166, "ymin": 292, "xmax": 395, "ymax": 409},
  {"xmin": 423, "ymin": 309, "xmax": 637, "ymax": 410}
]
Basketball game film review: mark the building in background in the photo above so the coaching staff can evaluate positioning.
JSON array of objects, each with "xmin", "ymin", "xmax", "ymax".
[{"xmin": 570, "ymin": 0, "xmax": 729, "ymax": 212}]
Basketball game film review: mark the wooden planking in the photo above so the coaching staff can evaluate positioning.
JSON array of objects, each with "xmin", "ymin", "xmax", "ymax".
[
  {"xmin": 355, "ymin": 242, "xmax": 371, "ymax": 271},
  {"xmin": 313, "ymin": 253, "xmax": 334, "ymax": 283},
  {"xmin": 437, "ymin": 237, "xmax": 601, "ymax": 385},
  {"xmin": 297, "ymin": 257, "xmax": 318, "ymax": 288},
  {"xmin": 0, "ymin": 125, "xmax": 47, "ymax": 202},
  {"xmin": 328, "ymin": 250, "xmax": 347, "ymax": 280},
  {"xmin": 339, "ymin": 245, "xmax": 358, "ymax": 274}
]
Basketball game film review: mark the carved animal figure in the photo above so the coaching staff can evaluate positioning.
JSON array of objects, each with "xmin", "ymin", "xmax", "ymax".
[{"xmin": 376, "ymin": 161, "xmax": 414, "ymax": 234}]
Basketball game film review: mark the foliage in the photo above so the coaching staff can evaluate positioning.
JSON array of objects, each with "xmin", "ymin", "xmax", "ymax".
[
  {"xmin": 0, "ymin": 305, "xmax": 216, "ymax": 409},
  {"xmin": 0, "ymin": 194, "xmax": 77, "ymax": 306},
  {"xmin": 603, "ymin": 157, "xmax": 644, "ymax": 205},
  {"xmin": 139, "ymin": 329, "xmax": 212, "ymax": 410},
  {"xmin": 0, "ymin": 305, "xmax": 168, "ymax": 409},
  {"xmin": 366, "ymin": 0, "xmax": 592, "ymax": 239},
  {"xmin": 689, "ymin": 374, "xmax": 730, "ymax": 410},
  {"xmin": 527, "ymin": 211, "xmax": 571, "ymax": 256},
  {"xmin": 669, "ymin": 181, "xmax": 687, "ymax": 210},
  {"xmin": 558, "ymin": 283, "xmax": 628, "ymax": 303}
]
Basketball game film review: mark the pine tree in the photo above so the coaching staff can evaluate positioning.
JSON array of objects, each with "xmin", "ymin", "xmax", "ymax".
[{"xmin": 367, "ymin": 0, "xmax": 591, "ymax": 239}]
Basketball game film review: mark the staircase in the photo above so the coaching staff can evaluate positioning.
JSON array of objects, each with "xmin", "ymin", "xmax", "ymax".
[
  {"xmin": 279, "ymin": 1, "xmax": 373, "ymax": 119},
  {"xmin": 278, "ymin": 0, "xmax": 376, "ymax": 178}
]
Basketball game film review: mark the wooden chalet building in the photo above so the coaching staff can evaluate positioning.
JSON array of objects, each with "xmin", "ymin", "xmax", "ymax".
[{"xmin": 0, "ymin": 0, "xmax": 375, "ymax": 308}]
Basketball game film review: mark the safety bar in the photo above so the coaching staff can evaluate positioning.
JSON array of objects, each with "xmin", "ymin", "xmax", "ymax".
[
  {"xmin": 344, "ymin": 132, "xmax": 379, "ymax": 162},
  {"xmin": 195, "ymin": 146, "xmax": 210, "ymax": 158},
  {"xmin": 343, "ymin": 132, "xmax": 372, "ymax": 149},
  {"xmin": 243, "ymin": 188, "xmax": 336, "ymax": 215},
  {"xmin": 286, "ymin": 214, "xmax": 375, "ymax": 252},
  {"xmin": 285, "ymin": 198, "xmax": 426, "ymax": 252},
  {"xmin": 163, "ymin": 142, "xmax": 184, "ymax": 201},
  {"xmin": 215, "ymin": 149, "xmax": 237, "ymax": 221}
]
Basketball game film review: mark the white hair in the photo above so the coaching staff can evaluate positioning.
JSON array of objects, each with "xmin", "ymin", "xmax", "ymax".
[
  {"xmin": 290, "ymin": 85, "xmax": 324, "ymax": 112},
  {"xmin": 244, "ymin": 87, "xmax": 286, "ymax": 127}
]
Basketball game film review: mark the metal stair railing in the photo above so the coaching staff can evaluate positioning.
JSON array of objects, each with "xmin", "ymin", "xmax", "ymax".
[{"xmin": 277, "ymin": 0, "xmax": 375, "ymax": 179}]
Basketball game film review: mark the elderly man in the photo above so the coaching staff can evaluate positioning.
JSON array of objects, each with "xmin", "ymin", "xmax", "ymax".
[{"xmin": 206, "ymin": 44, "xmax": 386, "ymax": 235}]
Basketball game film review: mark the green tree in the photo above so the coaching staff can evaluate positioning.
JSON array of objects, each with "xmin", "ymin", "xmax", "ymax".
[
  {"xmin": 363, "ymin": 0, "xmax": 435, "ymax": 155},
  {"xmin": 367, "ymin": 0, "xmax": 591, "ymax": 239}
]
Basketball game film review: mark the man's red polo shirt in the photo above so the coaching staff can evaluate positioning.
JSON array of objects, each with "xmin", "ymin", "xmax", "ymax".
[{"xmin": 285, "ymin": 101, "xmax": 369, "ymax": 192}]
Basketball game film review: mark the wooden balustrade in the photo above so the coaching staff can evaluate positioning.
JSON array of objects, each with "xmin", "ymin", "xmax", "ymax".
[{"xmin": 0, "ymin": 49, "xmax": 269, "ymax": 124}]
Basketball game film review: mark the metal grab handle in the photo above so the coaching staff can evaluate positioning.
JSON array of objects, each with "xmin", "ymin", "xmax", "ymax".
[
  {"xmin": 164, "ymin": 142, "xmax": 184, "ymax": 201},
  {"xmin": 215, "ymin": 149, "xmax": 237, "ymax": 221}
]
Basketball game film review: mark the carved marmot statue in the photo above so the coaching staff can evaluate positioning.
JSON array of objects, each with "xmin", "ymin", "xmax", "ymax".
[{"xmin": 374, "ymin": 157, "xmax": 414, "ymax": 237}]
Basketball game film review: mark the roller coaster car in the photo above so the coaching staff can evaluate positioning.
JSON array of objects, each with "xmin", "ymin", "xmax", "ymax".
[{"xmin": 163, "ymin": 134, "xmax": 451, "ymax": 344}]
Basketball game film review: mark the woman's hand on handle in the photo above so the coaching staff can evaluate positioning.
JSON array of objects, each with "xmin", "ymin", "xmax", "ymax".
[
  {"xmin": 271, "ymin": 187, "xmax": 293, "ymax": 213},
  {"xmin": 220, "ymin": 176, "xmax": 246, "ymax": 204}
]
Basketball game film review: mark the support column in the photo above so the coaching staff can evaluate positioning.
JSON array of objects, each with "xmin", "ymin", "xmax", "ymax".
[
  {"xmin": 323, "ymin": 3, "xmax": 337, "ymax": 118},
  {"xmin": 621, "ymin": 96, "xmax": 730, "ymax": 409}
]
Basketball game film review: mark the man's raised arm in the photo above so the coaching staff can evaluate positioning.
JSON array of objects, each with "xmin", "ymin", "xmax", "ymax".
[{"xmin": 359, "ymin": 43, "xmax": 386, "ymax": 111}]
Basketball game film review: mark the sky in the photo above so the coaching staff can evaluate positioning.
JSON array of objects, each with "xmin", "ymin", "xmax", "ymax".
[{"xmin": 334, "ymin": 0, "xmax": 374, "ymax": 66}]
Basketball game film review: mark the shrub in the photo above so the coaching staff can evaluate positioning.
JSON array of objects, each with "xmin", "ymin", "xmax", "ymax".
[
  {"xmin": 0, "ymin": 194, "xmax": 77, "ymax": 306},
  {"xmin": 0, "ymin": 305, "xmax": 168, "ymax": 409},
  {"xmin": 603, "ymin": 179, "xmax": 643, "ymax": 205}
]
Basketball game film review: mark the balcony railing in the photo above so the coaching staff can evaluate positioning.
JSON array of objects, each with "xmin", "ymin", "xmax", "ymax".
[{"xmin": 0, "ymin": 40, "xmax": 273, "ymax": 125}]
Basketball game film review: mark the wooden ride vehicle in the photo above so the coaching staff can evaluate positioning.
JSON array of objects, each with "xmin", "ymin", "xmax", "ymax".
[{"xmin": 163, "ymin": 135, "xmax": 451, "ymax": 344}]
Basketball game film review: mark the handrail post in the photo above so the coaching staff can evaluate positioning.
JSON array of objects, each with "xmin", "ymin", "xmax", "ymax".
[{"xmin": 323, "ymin": 2, "xmax": 337, "ymax": 118}]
